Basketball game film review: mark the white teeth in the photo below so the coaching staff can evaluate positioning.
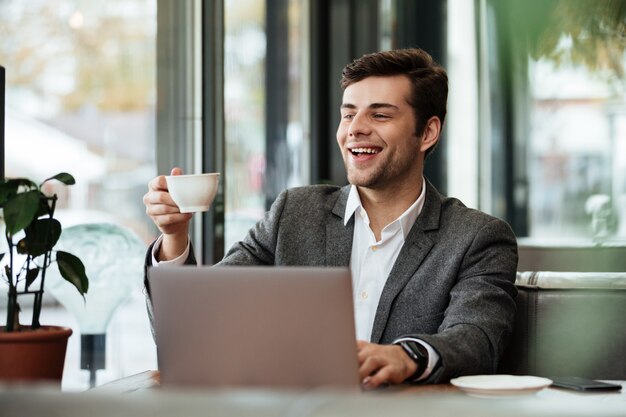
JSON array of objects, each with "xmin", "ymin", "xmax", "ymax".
[{"xmin": 351, "ymin": 148, "xmax": 380, "ymax": 154}]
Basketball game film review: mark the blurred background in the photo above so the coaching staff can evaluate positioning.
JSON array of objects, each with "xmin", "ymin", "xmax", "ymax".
[{"xmin": 0, "ymin": 0, "xmax": 624, "ymax": 390}]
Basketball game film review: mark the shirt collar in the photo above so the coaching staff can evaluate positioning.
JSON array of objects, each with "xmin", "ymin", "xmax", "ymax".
[
  {"xmin": 343, "ymin": 178, "xmax": 427, "ymax": 240},
  {"xmin": 344, "ymin": 185, "xmax": 362, "ymax": 226}
]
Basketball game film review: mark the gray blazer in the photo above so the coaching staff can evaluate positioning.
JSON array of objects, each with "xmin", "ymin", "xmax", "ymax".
[{"xmin": 146, "ymin": 180, "xmax": 518, "ymax": 384}]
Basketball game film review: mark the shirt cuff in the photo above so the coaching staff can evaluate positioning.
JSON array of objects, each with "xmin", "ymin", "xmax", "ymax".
[
  {"xmin": 393, "ymin": 337, "xmax": 440, "ymax": 382},
  {"xmin": 151, "ymin": 234, "xmax": 191, "ymax": 266}
]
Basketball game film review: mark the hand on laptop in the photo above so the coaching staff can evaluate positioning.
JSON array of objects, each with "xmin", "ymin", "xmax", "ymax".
[
  {"xmin": 143, "ymin": 167, "xmax": 192, "ymax": 261},
  {"xmin": 357, "ymin": 340, "xmax": 417, "ymax": 389}
]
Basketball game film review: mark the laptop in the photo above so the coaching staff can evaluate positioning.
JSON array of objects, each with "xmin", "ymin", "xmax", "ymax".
[{"xmin": 148, "ymin": 266, "xmax": 360, "ymax": 390}]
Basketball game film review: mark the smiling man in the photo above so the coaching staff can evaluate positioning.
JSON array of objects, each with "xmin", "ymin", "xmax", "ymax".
[{"xmin": 144, "ymin": 48, "xmax": 518, "ymax": 388}]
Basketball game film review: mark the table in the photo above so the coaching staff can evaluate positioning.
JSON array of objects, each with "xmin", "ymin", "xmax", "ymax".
[
  {"xmin": 2, "ymin": 371, "xmax": 624, "ymax": 417},
  {"xmin": 92, "ymin": 370, "xmax": 464, "ymax": 395},
  {"xmin": 94, "ymin": 370, "xmax": 625, "ymax": 398}
]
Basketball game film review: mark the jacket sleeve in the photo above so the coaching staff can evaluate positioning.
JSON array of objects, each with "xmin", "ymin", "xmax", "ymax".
[
  {"xmin": 143, "ymin": 238, "xmax": 197, "ymax": 341},
  {"xmin": 415, "ymin": 218, "xmax": 518, "ymax": 383}
]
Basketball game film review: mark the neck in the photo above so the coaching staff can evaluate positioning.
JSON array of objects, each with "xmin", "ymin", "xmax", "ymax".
[{"xmin": 357, "ymin": 177, "xmax": 423, "ymax": 240}]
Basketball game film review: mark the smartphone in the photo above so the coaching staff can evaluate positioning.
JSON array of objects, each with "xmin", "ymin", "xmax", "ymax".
[{"xmin": 550, "ymin": 376, "xmax": 622, "ymax": 392}]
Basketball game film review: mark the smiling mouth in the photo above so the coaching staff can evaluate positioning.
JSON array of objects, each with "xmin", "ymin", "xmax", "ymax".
[{"xmin": 350, "ymin": 147, "xmax": 381, "ymax": 155}]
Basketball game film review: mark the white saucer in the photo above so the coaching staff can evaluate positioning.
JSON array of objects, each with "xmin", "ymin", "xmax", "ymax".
[{"xmin": 450, "ymin": 375, "xmax": 553, "ymax": 398}]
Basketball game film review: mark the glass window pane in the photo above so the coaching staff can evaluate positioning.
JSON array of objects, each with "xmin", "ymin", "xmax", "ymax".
[
  {"xmin": 223, "ymin": 0, "xmax": 310, "ymax": 251},
  {"xmin": 1, "ymin": 0, "xmax": 158, "ymax": 243},
  {"xmin": 527, "ymin": 1, "xmax": 626, "ymax": 242},
  {"xmin": 0, "ymin": 0, "xmax": 157, "ymax": 390},
  {"xmin": 446, "ymin": 0, "xmax": 479, "ymax": 209},
  {"xmin": 224, "ymin": 0, "xmax": 267, "ymax": 249}
]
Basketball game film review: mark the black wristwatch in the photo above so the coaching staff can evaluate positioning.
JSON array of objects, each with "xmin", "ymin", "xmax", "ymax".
[{"xmin": 398, "ymin": 340, "xmax": 429, "ymax": 381}]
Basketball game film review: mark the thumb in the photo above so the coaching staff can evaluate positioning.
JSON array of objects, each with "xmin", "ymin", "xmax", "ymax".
[{"xmin": 171, "ymin": 167, "xmax": 183, "ymax": 176}]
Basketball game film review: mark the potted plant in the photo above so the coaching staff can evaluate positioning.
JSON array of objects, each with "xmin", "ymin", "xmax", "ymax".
[{"xmin": 0, "ymin": 172, "xmax": 89, "ymax": 383}]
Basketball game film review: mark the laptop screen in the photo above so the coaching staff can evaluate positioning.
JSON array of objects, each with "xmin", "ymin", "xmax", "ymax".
[{"xmin": 148, "ymin": 266, "xmax": 360, "ymax": 390}]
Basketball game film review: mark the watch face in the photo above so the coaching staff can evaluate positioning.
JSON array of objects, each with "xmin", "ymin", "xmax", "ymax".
[
  {"xmin": 403, "ymin": 341, "xmax": 427, "ymax": 358},
  {"xmin": 400, "ymin": 341, "xmax": 428, "ymax": 377}
]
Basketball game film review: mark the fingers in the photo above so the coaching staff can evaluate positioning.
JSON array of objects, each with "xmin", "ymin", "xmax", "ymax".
[
  {"xmin": 145, "ymin": 167, "xmax": 183, "ymax": 207},
  {"xmin": 361, "ymin": 362, "xmax": 405, "ymax": 389},
  {"xmin": 144, "ymin": 168, "xmax": 191, "ymax": 237},
  {"xmin": 357, "ymin": 340, "xmax": 378, "ymax": 365},
  {"xmin": 147, "ymin": 166, "xmax": 183, "ymax": 193},
  {"xmin": 148, "ymin": 207, "xmax": 192, "ymax": 227},
  {"xmin": 144, "ymin": 196, "xmax": 191, "ymax": 236},
  {"xmin": 359, "ymin": 354, "xmax": 383, "ymax": 381},
  {"xmin": 148, "ymin": 174, "xmax": 169, "ymax": 193},
  {"xmin": 357, "ymin": 342, "xmax": 415, "ymax": 390},
  {"xmin": 362, "ymin": 367, "xmax": 393, "ymax": 389},
  {"xmin": 143, "ymin": 186, "xmax": 178, "ymax": 218}
]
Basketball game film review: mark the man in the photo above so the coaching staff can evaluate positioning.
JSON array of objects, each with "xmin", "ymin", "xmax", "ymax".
[{"xmin": 143, "ymin": 48, "xmax": 518, "ymax": 388}]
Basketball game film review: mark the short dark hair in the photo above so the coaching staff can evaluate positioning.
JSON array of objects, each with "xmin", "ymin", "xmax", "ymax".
[{"xmin": 340, "ymin": 48, "xmax": 448, "ymax": 156}]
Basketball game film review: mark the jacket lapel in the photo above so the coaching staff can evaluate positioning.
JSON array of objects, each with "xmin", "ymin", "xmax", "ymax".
[
  {"xmin": 370, "ymin": 180, "xmax": 442, "ymax": 343},
  {"xmin": 326, "ymin": 186, "xmax": 354, "ymax": 267}
]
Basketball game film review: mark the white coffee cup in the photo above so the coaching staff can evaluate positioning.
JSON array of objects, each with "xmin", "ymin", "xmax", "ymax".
[{"xmin": 165, "ymin": 173, "xmax": 220, "ymax": 213}]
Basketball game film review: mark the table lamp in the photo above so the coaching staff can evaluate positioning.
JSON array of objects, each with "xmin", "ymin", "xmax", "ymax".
[{"xmin": 46, "ymin": 222, "xmax": 146, "ymax": 388}]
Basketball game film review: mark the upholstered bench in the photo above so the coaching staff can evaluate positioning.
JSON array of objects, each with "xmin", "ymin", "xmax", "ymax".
[{"xmin": 498, "ymin": 271, "xmax": 626, "ymax": 379}]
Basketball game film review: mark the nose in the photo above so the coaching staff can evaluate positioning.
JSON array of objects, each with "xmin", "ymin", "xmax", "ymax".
[{"xmin": 348, "ymin": 113, "xmax": 371, "ymax": 137}]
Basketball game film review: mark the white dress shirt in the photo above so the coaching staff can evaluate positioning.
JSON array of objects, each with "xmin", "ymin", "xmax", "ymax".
[{"xmin": 344, "ymin": 178, "xmax": 439, "ymax": 380}]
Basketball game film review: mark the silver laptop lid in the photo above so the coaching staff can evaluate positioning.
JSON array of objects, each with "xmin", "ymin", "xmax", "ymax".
[{"xmin": 148, "ymin": 266, "xmax": 359, "ymax": 390}]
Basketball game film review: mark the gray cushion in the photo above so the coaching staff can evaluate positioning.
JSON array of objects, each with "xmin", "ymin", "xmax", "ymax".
[{"xmin": 498, "ymin": 272, "xmax": 626, "ymax": 379}]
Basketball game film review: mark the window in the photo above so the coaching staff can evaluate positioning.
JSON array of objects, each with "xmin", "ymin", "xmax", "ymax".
[
  {"xmin": 0, "ymin": 0, "xmax": 157, "ymax": 390},
  {"xmin": 223, "ymin": 0, "xmax": 310, "ymax": 250},
  {"xmin": 446, "ymin": 0, "xmax": 480, "ymax": 209},
  {"xmin": 223, "ymin": 0, "xmax": 267, "ymax": 249},
  {"xmin": 526, "ymin": 1, "xmax": 626, "ymax": 242},
  {"xmin": 1, "ymin": 1, "xmax": 158, "ymax": 243},
  {"xmin": 478, "ymin": 0, "xmax": 626, "ymax": 242}
]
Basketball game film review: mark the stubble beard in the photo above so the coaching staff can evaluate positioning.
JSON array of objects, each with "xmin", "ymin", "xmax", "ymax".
[{"xmin": 345, "ymin": 153, "xmax": 417, "ymax": 190}]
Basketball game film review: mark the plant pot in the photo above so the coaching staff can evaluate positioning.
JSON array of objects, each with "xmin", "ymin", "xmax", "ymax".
[{"xmin": 0, "ymin": 325, "xmax": 73, "ymax": 384}]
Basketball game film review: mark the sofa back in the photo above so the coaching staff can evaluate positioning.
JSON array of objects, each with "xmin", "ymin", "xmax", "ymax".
[{"xmin": 498, "ymin": 271, "xmax": 626, "ymax": 379}]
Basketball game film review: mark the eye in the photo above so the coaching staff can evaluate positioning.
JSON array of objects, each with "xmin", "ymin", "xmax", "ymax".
[
  {"xmin": 342, "ymin": 113, "xmax": 354, "ymax": 121},
  {"xmin": 373, "ymin": 113, "xmax": 390, "ymax": 119}
]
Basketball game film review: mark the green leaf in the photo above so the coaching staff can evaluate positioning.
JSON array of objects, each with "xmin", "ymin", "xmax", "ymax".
[
  {"xmin": 4, "ymin": 190, "xmax": 40, "ymax": 235},
  {"xmin": 42, "ymin": 173, "xmax": 75, "ymax": 186},
  {"xmin": 0, "ymin": 183, "xmax": 17, "ymax": 205},
  {"xmin": 0, "ymin": 179, "xmax": 37, "ymax": 206},
  {"xmin": 56, "ymin": 250, "xmax": 89, "ymax": 296},
  {"xmin": 25, "ymin": 267, "xmax": 40, "ymax": 290},
  {"xmin": 22, "ymin": 218, "xmax": 62, "ymax": 257}
]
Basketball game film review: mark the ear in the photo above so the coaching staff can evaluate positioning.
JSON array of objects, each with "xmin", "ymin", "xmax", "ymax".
[{"xmin": 419, "ymin": 116, "xmax": 441, "ymax": 153}]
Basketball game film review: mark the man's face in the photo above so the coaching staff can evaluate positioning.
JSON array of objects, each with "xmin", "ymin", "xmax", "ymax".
[{"xmin": 336, "ymin": 75, "xmax": 424, "ymax": 190}]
